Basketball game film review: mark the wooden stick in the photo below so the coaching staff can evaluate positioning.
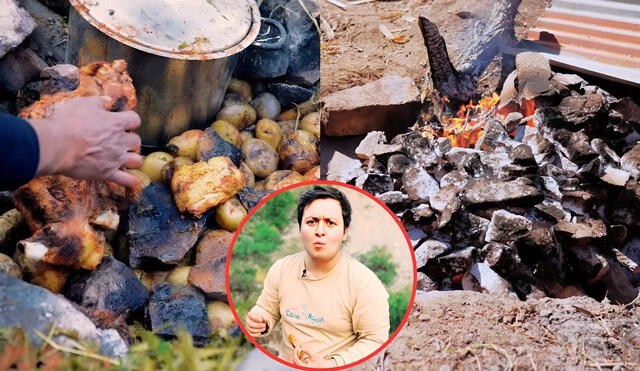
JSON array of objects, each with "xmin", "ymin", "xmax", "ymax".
[{"xmin": 324, "ymin": 0, "xmax": 348, "ymax": 9}]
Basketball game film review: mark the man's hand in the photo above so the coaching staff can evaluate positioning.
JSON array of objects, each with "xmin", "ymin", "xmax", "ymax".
[
  {"xmin": 291, "ymin": 345, "xmax": 336, "ymax": 368},
  {"xmin": 29, "ymin": 96, "xmax": 143, "ymax": 187},
  {"xmin": 245, "ymin": 306, "xmax": 271, "ymax": 337}
]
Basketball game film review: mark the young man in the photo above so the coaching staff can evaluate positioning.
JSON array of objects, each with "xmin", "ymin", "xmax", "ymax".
[{"xmin": 245, "ymin": 186, "xmax": 390, "ymax": 368}]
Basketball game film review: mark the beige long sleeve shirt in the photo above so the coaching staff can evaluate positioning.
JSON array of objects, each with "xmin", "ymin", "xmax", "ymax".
[{"xmin": 253, "ymin": 252, "xmax": 390, "ymax": 366}]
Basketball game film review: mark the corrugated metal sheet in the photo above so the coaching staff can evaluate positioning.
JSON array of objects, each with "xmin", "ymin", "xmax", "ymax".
[{"xmin": 522, "ymin": 0, "xmax": 640, "ymax": 87}]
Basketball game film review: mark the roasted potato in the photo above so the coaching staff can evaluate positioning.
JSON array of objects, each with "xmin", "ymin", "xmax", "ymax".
[
  {"xmin": 242, "ymin": 138, "xmax": 279, "ymax": 178},
  {"xmin": 227, "ymin": 78, "xmax": 252, "ymax": 102},
  {"xmin": 216, "ymin": 102, "xmax": 257, "ymax": 130},
  {"xmin": 211, "ymin": 120, "xmax": 242, "ymax": 147},
  {"xmin": 278, "ymin": 130, "xmax": 319, "ymax": 174},
  {"xmin": 303, "ymin": 165, "xmax": 320, "ymax": 181},
  {"xmin": 140, "ymin": 151, "xmax": 174, "ymax": 182},
  {"xmin": 215, "ymin": 197, "xmax": 247, "ymax": 231},
  {"xmin": 277, "ymin": 96, "xmax": 317, "ymax": 120},
  {"xmin": 240, "ymin": 162, "xmax": 256, "ymax": 187},
  {"xmin": 300, "ymin": 112, "xmax": 320, "ymax": 138},
  {"xmin": 166, "ymin": 130, "xmax": 205, "ymax": 161},
  {"xmin": 264, "ymin": 170, "xmax": 305, "ymax": 190},
  {"xmin": 207, "ymin": 301, "xmax": 236, "ymax": 334},
  {"xmin": 239, "ymin": 131, "xmax": 253, "ymax": 145},
  {"xmin": 250, "ymin": 92, "xmax": 281, "ymax": 120},
  {"xmin": 167, "ymin": 266, "xmax": 192, "ymax": 286},
  {"xmin": 127, "ymin": 169, "xmax": 151, "ymax": 188},
  {"xmin": 255, "ymin": 119, "xmax": 282, "ymax": 150}
]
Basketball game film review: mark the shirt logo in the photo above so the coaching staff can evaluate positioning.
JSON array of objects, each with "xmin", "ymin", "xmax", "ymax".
[{"xmin": 285, "ymin": 306, "xmax": 326, "ymax": 326}]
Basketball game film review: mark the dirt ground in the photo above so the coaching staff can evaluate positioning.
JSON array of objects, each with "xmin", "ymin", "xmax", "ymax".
[
  {"xmin": 355, "ymin": 291, "xmax": 640, "ymax": 370},
  {"xmin": 320, "ymin": 0, "xmax": 549, "ymax": 98}
]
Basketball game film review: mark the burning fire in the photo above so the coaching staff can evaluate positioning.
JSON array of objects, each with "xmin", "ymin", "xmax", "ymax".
[
  {"xmin": 422, "ymin": 92, "xmax": 537, "ymax": 148},
  {"xmin": 422, "ymin": 92, "xmax": 501, "ymax": 148}
]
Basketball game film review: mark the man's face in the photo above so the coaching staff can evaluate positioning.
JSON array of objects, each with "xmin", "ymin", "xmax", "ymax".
[{"xmin": 300, "ymin": 198, "xmax": 347, "ymax": 263}]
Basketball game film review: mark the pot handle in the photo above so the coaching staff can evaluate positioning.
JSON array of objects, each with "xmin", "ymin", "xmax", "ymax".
[{"xmin": 252, "ymin": 17, "xmax": 287, "ymax": 50}]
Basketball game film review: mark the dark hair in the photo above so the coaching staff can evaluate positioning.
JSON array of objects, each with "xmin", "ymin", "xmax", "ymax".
[{"xmin": 297, "ymin": 186, "xmax": 352, "ymax": 229}]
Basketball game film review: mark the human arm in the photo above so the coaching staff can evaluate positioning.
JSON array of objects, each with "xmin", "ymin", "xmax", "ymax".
[
  {"xmin": 245, "ymin": 259, "xmax": 283, "ymax": 337},
  {"xmin": 0, "ymin": 113, "xmax": 40, "ymax": 188},
  {"xmin": 328, "ymin": 279, "xmax": 390, "ymax": 366}
]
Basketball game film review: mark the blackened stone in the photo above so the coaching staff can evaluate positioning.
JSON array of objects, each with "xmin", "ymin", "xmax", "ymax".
[
  {"xmin": 485, "ymin": 210, "xmax": 532, "ymax": 242},
  {"xmin": 355, "ymin": 173, "xmax": 394, "ymax": 196},
  {"xmin": 450, "ymin": 212, "xmax": 489, "ymax": 247},
  {"xmin": 403, "ymin": 204, "xmax": 435, "ymax": 224},
  {"xmin": 387, "ymin": 154, "xmax": 412, "ymax": 177},
  {"xmin": 268, "ymin": 83, "xmax": 314, "ymax": 110},
  {"xmin": 188, "ymin": 258, "xmax": 227, "ymax": 301},
  {"xmin": 444, "ymin": 148, "xmax": 483, "ymax": 176},
  {"xmin": 198, "ymin": 128, "xmax": 242, "ymax": 167},
  {"xmin": 148, "ymin": 283, "xmax": 211, "ymax": 345},
  {"xmin": 21, "ymin": 0, "xmax": 67, "ymax": 65},
  {"xmin": 463, "ymin": 178, "xmax": 543, "ymax": 207},
  {"xmin": 376, "ymin": 191, "xmax": 410, "ymax": 212},
  {"xmin": 481, "ymin": 242, "xmax": 535, "ymax": 299},
  {"xmin": 558, "ymin": 92, "xmax": 604, "ymax": 128},
  {"xmin": 544, "ymin": 128, "xmax": 597, "ymax": 164},
  {"xmin": 564, "ymin": 244, "xmax": 609, "ymax": 284},
  {"xmin": 392, "ymin": 132, "xmax": 439, "ymax": 170},
  {"xmin": 0, "ymin": 273, "xmax": 127, "ymax": 357},
  {"xmin": 38, "ymin": 0, "xmax": 69, "ymax": 15},
  {"xmin": 516, "ymin": 221, "xmax": 556, "ymax": 263},
  {"xmin": 474, "ymin": 118, "xmax": 516, "ymax": 152},
  {"xmin": 237, "ymin": 187, "xmax": 271, "ymax": 212},
  {"xmin": 621, "ymin": 144, "xmax": 640, "ymax": 179},
  {"xmin": 282, "ymin": 1, "xmax": 319, "ymax": 86},
  {"xmin": 591, "ymin": 138, "xmax": 621, "ymax": 164},
  {"xmin": 424, "ymin": 246, "xmax": 476, "ymax": 281},
  {"xmin": 414, "ymin": 239, "xmax": 452, "ymax": 269},
  {"xmin": 128, "ymin": 183, "xmax": 208, "ymax": 269},
  {"xmin": 603, "ymin": 259, "xmax": 639, "ymax": 304},
  {"xmin": 503, "ymin": 111, "xmax": 523, "ymax": 132},
  {"xmin": 402, "ymin": 167, "xmax": 439, "ymax": 202},
  {"xmin": 0, "ymin": 47, "xmax": 47, "ymax": 95},
  {"xmin": 510, "ymin": 144, "xmax": 536, "ymax": 167},
  {"xmin": 64, "ymin": 257, "xmax": 148, "ymax": 315},
  {"xmin": 236, "ymin": 35, "xmax": 289, "ymax": 80}
]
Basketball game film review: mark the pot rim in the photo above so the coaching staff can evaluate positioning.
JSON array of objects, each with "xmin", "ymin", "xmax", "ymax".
[{"xmin": 69, "ymin": 0, "xmax": 261, "ymax": 61}]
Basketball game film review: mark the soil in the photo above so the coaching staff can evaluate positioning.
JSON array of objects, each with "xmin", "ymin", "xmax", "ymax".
[
  {"xmin": 356, "ymin": 291, "xmax": 640, "ymax": 370},
  {"xmin": 320, "ymin": 0, "xmax": 549, "ymax": 98}
]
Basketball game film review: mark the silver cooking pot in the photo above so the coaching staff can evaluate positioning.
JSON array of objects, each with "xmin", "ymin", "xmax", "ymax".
[{"xmin": 66, "ymin": 0, "xmax": 282, "ymax": 148}]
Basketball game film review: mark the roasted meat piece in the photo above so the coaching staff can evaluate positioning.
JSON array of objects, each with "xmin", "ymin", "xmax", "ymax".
[
  {"xmin": 19, "ymin": 60, "xmax": 137, "ymax": 119},
  {"xmin": 11, "ymin": 60, "xmax": 139, "ymax": 291},
  {"xmin": 171, "ymin": 157, "xmax": 244, "ymax": 218}
]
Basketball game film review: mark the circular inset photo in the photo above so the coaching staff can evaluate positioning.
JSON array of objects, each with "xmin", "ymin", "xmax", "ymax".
[{"xmin": 227, "ymin": 181, "xmax": 416, "ymax": 369}]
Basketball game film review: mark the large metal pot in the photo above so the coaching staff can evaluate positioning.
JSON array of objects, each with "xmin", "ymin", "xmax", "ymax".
[{"xmin": 66, "ymin": 0, "xmax": 261, "ymax": 148}]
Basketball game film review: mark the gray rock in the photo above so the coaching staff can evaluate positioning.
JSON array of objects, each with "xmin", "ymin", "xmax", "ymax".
[
  {"xmin": 0, "ymin": 272, "xmax": 127, "ymax": 357},
  {"xmin": 621, "ymin": 144, "xmax": 640, "ymax": 179},
  {"xmin": 21, "ymin": 0, "xmax": 67, "ymax": 65},
  {"xmin": 393, "ymin": 131, "xmax": 440, "ymax": 170},
  {"xmin": 558, "ymin": 92, "xmax": 604, "ymax": 128},
  {"xmin": 355, "ymin": 173, "xmax": 394, "ymax": 196},
  {"xmin": 0, "ymin": 46, "xmax": 47, "ymax": 94},
  {"xmin": 63, "ymin": 256, "xmax": 148, "ymax": 315},
  {"xmin": 322, "ymin": 75, "xmax": 420, "ymax": 136},
  {"xmin": 402, "ymin": 167, "xmax": 439, "ymax": 202},
  {"xmin": 510, "ymin": 144, "xmax": 535, "ymax": 166},
  {"xmin": 325, "ymin": 152, "xmax": 365, "ymax": 183},
  {"xmin": 554, "ymin": 219, "xmax": 607, "ymax": 240},
  {"xmin": 430, "ymin": 185, "xmax": 462, "ymax": 228},
  {"xmin": 463, "ymin": 178, "xmax": 543, "ymax": 206},
  {"xmin": 355, "ymin": 131, "xmax": 402, "ymax": 160},
  {"xmin": 414, "ymin": 239, "xmax": 452, "ymax": 269},
  {"xmin": 416, "ymin": 271, "xmax": 438, "ymax": 292},
  {"xmin": 603, "ymin": 259, "xmax": 639, "ymax": 305},
  {"xmin": 474, "ymin": 117, "xmax": 516, "ymax": 152},
  {"xmin": 387, "ymin": 153, "xmax": 412, "ymax": 177},
  {"xmin": 0, "ymin": 0, "xmax": 36, "ymax": 58},
  {"xmin": 485, "ymin": 210, "xmax": 532, "ymax": 242},
  {"xmin": 148, "ymin": 283, "xmax": 211, "ymax": 346},
  {"xmin": 600, "ymin": 166, "xmax": 630, "ymax": 186},
  {"xmin": 407, "ymin": 228, "xmax": 427, "ymax": 248},
  {"xmin": 426, "ymin": 246, "xmax": 477, "ymax": 280},
  {"xmin": 462, "ymin": 262, "xmax": 512, "ymax": 294},
  {"xmin": 376, "ymin": 191, "xmax": 410, "ymax": 212},
  {"xmin": 515, "ymin": 52, "xmax": 565, "ymax": 100},
  {"xmin": 440, "ymin": 169, "xmax": 471, "ymax": 189}
]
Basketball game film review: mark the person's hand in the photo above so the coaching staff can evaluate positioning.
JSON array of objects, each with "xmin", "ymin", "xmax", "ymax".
[
  {"xmin": 29, "ymin": 96, "xmax": 143, "ymax": 187},
  {"xmin": 245, "ymin": 306, "xmax": 271, "ymax": 337},
  {"xmin": 291, "ymin": 345, "xmax": 335, "ymax": 368}
]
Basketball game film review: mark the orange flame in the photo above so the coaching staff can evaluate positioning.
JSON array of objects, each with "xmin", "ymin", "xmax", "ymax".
[
  {"xmin": 423, "ymin": 92, "xmax": 500, "ymax": 148},
  {"xmin": 521, "ymin": 98, "xmax": 536, "ymax": 127}
]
